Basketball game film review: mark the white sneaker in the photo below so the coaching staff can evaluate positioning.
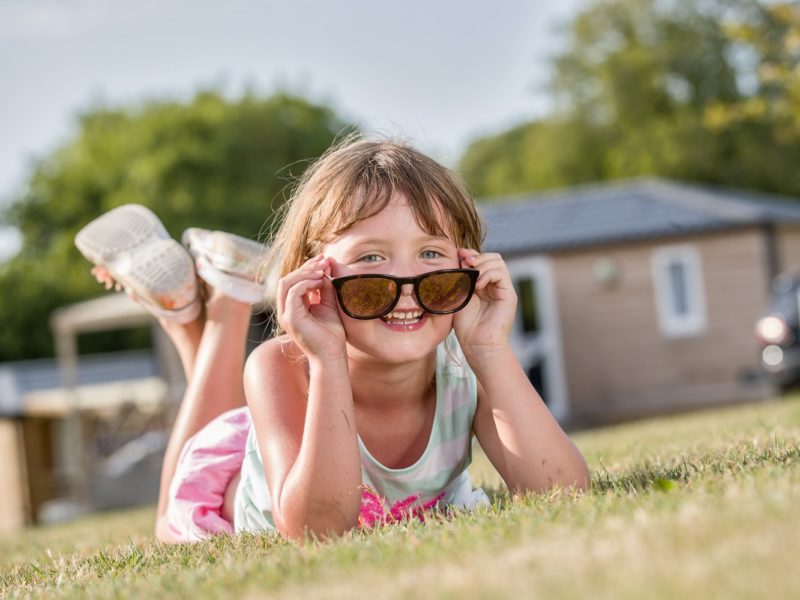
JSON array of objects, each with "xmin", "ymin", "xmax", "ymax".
[
  {"xmin": 181, "ymin": 228, "xmax": 268, "ymax": 305},
  {"xmin": 75, "ymin": 205, "xmax": 201, "ymax": 323}
]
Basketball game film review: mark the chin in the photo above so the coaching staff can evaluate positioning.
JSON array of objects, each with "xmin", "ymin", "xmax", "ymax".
[{"xmin": 344, "ymin": 313, "xmax": 453, "ymax": 365}]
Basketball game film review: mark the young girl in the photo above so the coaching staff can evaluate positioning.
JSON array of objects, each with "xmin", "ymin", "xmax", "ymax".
[{"xmin": 76, "ymin": 139, "xmax": 589, "ymax": 544}]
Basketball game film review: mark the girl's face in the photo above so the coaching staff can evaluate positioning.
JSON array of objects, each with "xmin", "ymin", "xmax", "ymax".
[{"xmin": 323, "ymin": 194, "xmax": 461, "ymax": 365}]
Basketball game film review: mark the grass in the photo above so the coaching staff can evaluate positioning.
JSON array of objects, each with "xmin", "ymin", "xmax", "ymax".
[{"xmin": 2, "ymin": 394, "xmax": 800, "ymax": 599}]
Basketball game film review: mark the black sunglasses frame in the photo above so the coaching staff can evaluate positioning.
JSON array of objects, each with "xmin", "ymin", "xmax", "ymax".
[{"xmin": 329, "ymin": 268, "xmax": 479, "ymax": 320}]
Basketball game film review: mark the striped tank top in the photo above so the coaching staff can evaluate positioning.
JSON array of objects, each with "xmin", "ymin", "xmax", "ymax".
[{"xmin": 233, "ymin": 332, "xmax": 488, "ymax": 533}]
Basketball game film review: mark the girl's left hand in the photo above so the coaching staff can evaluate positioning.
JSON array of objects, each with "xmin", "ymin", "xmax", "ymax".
[{"xmin": 453, "ymin": 249, "xmax": 517, "ymax": 358}]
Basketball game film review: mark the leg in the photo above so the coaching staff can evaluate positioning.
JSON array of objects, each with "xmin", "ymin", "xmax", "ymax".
[
  {"xmin": 73, "ymin": 207, "xmax": 266, "ymax": 541},
  {"xmin": 160, "ymin": 313, "xmax": 205, "ymax": 383},
  {"xmin": 155, "ymin": 289, "xmax": 253, "ymax": 542}
]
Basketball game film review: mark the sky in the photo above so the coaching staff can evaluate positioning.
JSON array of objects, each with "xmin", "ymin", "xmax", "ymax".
[{"xmin": 0, "ymin": 0, "xmax": 586, "ymax": 259}]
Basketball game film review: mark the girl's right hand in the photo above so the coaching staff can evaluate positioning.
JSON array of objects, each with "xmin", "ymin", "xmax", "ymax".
[{"xmin": 276, "ymin": 255, "xmax": 347, "ymax": 361}]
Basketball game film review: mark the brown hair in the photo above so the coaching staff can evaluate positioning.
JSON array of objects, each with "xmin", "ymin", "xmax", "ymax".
[{"xmin": 263, "ymin": 136, "xmax": 485, "ymax": 306}]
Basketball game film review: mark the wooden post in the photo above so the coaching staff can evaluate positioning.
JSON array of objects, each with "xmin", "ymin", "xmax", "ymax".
[
  {"xmin": 53, "ymin": 327, "xmax": 89, "ymax": 508},
  {"xmin": 0, "ymin": 418, "xmax": 27, "ymax": 534}
]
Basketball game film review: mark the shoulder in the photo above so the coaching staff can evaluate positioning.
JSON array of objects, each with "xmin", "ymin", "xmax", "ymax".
[{"xmin": 244, "ymin": 335, "xmax": 309, "ymax": 403}]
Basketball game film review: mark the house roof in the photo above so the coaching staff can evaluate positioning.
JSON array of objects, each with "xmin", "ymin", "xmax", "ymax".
[
  {"xmin": 479, "ymin": 178, "xmax": 800, "ymax": 255},
  {"xmin": 0, "ymin": 350, "xmax": 159, "ymax": 417}
]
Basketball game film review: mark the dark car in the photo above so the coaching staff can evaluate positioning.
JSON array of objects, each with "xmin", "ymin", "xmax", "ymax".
[{"xmin": 755, "ymin": 274, "xmax": 800, "ymax": 391}]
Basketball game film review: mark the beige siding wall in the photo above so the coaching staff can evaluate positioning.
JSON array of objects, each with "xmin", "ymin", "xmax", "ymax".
[
  {"xmin": 776, "ymin": 224, "xmax": 800, "ymax": 275},
  {"xmin": 553, "ymin": 228, "xmax": 775, "ymax": 422}
]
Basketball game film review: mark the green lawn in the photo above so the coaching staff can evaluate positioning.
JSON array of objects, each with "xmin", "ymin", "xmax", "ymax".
[{"xmin": 3, "ymin": 395, "xmax": 800, "ymax": 599}]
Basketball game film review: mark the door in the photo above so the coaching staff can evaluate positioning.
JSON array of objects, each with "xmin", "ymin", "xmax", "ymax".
[{"xmin": 506, "ymin": 256, "xmax": 569, "ymax": 421}]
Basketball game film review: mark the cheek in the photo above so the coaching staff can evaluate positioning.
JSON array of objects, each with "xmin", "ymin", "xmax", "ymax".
[
  {"xmin": 339, "ymin": 307, "xmax": 368, "ymax": 338},
  {"xmin": 428, "ymin": 313, "xmax": 455, "ymax": 333}
]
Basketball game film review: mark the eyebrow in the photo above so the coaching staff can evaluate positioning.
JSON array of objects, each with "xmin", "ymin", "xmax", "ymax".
[{"xmin": 347, "ymin": 234, "xmax": 451, "ymax": 247}]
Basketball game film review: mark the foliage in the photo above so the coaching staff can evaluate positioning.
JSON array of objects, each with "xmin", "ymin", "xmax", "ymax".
[
  {"xmin": 460, "ymin": 0, "xmax": 800, "ymax": 200},
  {"xmin": 707, "ymin": 2, "xmax": 800, "ymax": 132},
  {"xmin": 2, "ymin": 395, "xmax": 799, "ymax": 598},
  {"xmin": 0, "ymin": 91, "xmax": 353, "ymax": 360}
]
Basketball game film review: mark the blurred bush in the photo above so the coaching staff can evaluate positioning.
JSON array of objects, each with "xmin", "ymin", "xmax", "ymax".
[{"xmin": 0, "ymin": 90, "xmax": 355, "ymax": 360}]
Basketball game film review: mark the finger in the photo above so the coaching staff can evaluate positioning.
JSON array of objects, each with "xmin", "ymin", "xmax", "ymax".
[
  {"xmin": 276, "ymin": 259, "xmax": 326, "ymax": 317},
  {"xmin": 462, "ymin": 251, "xmax": 504, "ymax": 271},
  {"xmin": 286, "ymin": 274, "xmax": 325, "ymax": 309},
  {"xmin": 318, "ymin": 269, "xmax": 339, "ymax": 308},
  {"xmin": 279, "ymin": 277, "xmax": 325, "ymax": 328},
  {"xmin": 474, "ymin": 265, "xmax": 513, "ymax": 293},
  {"xmin": 463, "ymin": 254, "xmax": 509, "ymax": 285},
  {"xmin": 458, "ymin": 248, "xmax": 480, "ymax": 268},
  {"xmin": 279, "ymin": 276, "xmax": 321, "ymax": 323}
]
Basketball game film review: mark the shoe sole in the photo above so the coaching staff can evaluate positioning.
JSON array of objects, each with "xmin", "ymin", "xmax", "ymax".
[
  {"xmin": 122, "ymin": 239, "xmax": 202, "ymax": 322},
  {"xmin": 75, "ymin": 205, "xmax": 170, "ymax": 265},
  {"xmin": 183, "ymin": 228, "xmax": 268, "ymax": 304},
  {"xmin": 195, "ymin": 255, "xmax": 267, "ymax": 304},
  {"xmin": 75, "ymin": 205, "xmax": 200, "ymax": 323}
]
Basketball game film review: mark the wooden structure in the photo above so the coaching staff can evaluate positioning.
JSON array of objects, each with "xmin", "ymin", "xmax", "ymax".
[{"xmin": 0, "ymin": 294, "xmax": 180, "ymax": 534}]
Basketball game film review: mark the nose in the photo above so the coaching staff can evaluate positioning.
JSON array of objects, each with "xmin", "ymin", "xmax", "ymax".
[{"xmin": 393, "ymin": 281, "xmax": 419, "ymax": 310}]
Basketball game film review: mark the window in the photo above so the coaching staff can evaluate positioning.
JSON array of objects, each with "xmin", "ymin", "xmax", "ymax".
[
  {"xmin": 515, "ymin": 277, "xmax": 540, "ymax": 334},
  {"xmin": 651, "ymin": 245, "xmax": 707, "ymax": 338}
]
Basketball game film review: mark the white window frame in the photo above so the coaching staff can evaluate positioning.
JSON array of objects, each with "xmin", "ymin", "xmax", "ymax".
[{"xmin": 651, "ymin": 244, "xmax": 707, "ymax": 338}]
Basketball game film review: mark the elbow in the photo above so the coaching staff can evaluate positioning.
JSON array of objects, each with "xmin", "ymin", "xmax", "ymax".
[
  {"xmin": 276, "ymin": 518, "xmax": 359, "ymax": 542},
  {"xmin": 551, "ymin": 454, "xmax": 590, "ymax": 494},
  {"xmin": 516, "ymin": 458, "xmax": 590, "ymax": 496},
  {"xmin": 569, "ymin": 463, "xmax": 591, "ymax": 493},
  {"xmin": 273, "ymin": 499, "xmax": 360, "ymax": 542}
]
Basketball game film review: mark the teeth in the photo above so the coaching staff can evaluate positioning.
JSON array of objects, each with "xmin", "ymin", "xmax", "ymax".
[{"xmin": 383, "ymin": 310, "xmax": 423, "ymax": 322}]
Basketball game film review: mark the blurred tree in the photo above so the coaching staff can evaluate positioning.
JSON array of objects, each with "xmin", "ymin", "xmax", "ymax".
[
  {"xmin": 707, "ymin": 3, "xmax": 800, "ymax": 133},
  {"xmin": 0, "ymin": 90, "xmax": 353, "ymax": 360},
  {"xmin": 461, "ymin": 0, "xmax": 800, "ymax": 199}
]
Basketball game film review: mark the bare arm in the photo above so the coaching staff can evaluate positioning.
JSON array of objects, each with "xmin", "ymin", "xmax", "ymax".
[
  {"xmin": 469, "ymin": 345, "xmax": 589, "ymax": 493},
  {"xmin": 244, "ymin": 255, "xmax": 362, "ymax": 540},
  {"xmin": 244, "ymin": 341, "xmax": 361, "ymax": 540},
  {"xmin": 455, "ymin": 248, "xmax": 589, "ymax": 494}
]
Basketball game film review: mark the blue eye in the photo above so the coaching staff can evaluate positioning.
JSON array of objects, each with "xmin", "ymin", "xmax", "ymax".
[
  {"xmin": 359, "ymin": 254, "xmax": 382, "ymax": 263},
  {"xmin": 421, "ymin": 250, "xmax": 441, "ymax": 259}
]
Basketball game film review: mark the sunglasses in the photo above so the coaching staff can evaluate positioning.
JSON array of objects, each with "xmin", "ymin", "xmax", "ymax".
[{"xmin": 328, "ymin": 268, "xmax": 479, "ymax": 320}]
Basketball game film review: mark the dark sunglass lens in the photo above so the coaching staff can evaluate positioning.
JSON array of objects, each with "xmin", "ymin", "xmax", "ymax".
[
  {"xmin": 339, "ymin": 277, "xmax": 397, "ymax": 317},
  {"xmin": 418, "ymin": 272, "xmax": 473, "ymax": 312}
]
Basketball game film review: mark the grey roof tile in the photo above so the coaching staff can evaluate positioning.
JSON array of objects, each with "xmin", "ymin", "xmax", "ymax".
[{"xmin": 479, "ymin": 178, "xmax": 800, "ymax": 255}]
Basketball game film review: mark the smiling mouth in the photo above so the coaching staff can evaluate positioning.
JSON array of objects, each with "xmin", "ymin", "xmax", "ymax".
[{"xmin": 380, "ymin": 309, "xmax": 424, "ymax": 325}]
